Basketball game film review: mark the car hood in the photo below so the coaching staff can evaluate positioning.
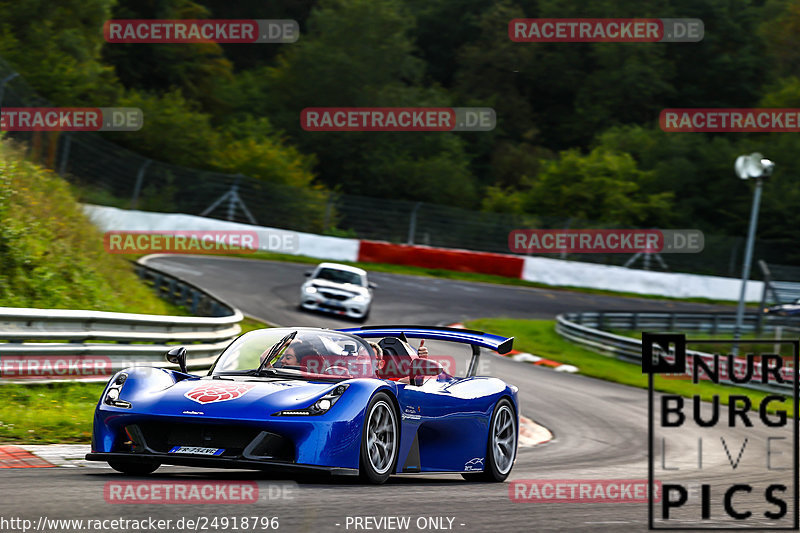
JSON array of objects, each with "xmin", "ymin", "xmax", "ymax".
[
  {"xmin": 308, "ymin": 279, "xmax": 369, "ymax": 296},
  {"xmin": 128, "ymin": 377, "xmax": 338, "ymax": 416}
]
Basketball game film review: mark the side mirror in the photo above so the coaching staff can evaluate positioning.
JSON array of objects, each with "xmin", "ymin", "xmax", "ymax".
[
  {"xmin": 409, "ymin": 358, "xmax": 443, "ymax": 377},
  {"xmin": 368, "ymin": 282, "xmax": 377, "ymax": 289},
  {"xmin": 166, "ymin": 346, "xmax": 188, "ymax": 374},
  {"xmin": 304, "ymin": 271, "xmax": 312, "ymax": 277},
  {"xmin": 408, "ymin": 358, "xmax": 443, "ymax": 386}
]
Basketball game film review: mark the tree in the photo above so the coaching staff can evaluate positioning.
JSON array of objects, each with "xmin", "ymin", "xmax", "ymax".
[
  {"xmin": 504, "ymin": 146, "xmax": 675, "ymax": 227},
  {"xmin": 251, "ymin": 0, "xmax": 478, "ymax": 204},
  {"xmin": 0, "ymin": 0, "xmax": 120, "ymax": 104},
  {"xmin": 102, "ymin": 0, "xmax": 234, "ymax": 112}
]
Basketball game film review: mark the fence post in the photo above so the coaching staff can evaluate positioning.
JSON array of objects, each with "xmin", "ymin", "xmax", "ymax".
[
  {"xmin": 58, "ymin": 134, "xmax": 71, "ymax": 175},
  {"xmin": 407, "ymin": 202, "xmax": 422, "ymax": 245},
  {"xmin": 0, "ymin": 72, "xmax": 19, "ymax": 110},
  {"xmin": 323, "ymin": 192, "xmax": 335, "ymax": 232},
  {"xmin": 227, "ymin": 175, "xmax": 242, "ymax": 221},
  {"xmin": 130, "ymin": 159, "xmax": 152, "ymax": 209},
  {"xmin": 757, "ymin": 260, "xmax": 772, "ymax": 333}
]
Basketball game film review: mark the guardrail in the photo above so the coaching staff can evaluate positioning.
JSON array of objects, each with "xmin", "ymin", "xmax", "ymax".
[
  {"xmin": 556, "ymin": 311, "xmax": 799, "ymax": 393},
  {"xmin": 0, "ymin": 260, "xmax": 243, "ymax": 381}
]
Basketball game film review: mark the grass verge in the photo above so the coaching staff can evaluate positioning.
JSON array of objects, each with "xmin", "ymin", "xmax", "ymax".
[
  {"xmin": 467, "ymin": 318, "xmax": 792, "ymax": 416},
  {"xmin": 0, "ymin": 138, "xmax": 183, "ymax": 314}
]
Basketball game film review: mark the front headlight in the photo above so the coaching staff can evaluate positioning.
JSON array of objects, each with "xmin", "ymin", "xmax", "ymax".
[
  {"xmin": 274, "ymin": 384, "xmax": 349, "ymax": 416},
  {"xmin": 352, "ymin": 294, "xmax": 368, "ymax": 303},
  {"xmin": 304, "ymin": 285, "xmax": 317, "ymax": 294},
  {"xmin": 104, "ymin": 372, "xmax": 132, "ymax": 408}
]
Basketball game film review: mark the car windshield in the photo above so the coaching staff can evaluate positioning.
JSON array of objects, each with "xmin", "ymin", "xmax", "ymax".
[
  {"xmin": 210, "ymin": 328, "xmax": 377, "ymax": 379},
  {"xmin": 314, "ymin": 268, "xmax": 364, "ymax": 286}
]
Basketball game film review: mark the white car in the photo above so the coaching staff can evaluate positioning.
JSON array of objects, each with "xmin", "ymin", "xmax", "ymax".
[{"xmin": 299, "ymin": 263, "xmax": 376, "ymax": 320}]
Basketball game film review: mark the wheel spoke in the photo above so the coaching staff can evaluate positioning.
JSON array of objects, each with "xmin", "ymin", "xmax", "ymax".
[
  {"xmin": 495, "ymin": 443, "xmax": 505, "ymax": 459},
  {"xmin": 491, "ymin": 406, "xmax": 516, "ymax": 474},
  {"xmin": 366, "ymin": 401, "xmax": 397, "ymax": 474}
]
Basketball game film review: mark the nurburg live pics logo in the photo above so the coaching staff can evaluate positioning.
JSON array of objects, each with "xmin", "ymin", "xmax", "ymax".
[{"xmin": 643, "ymin": 333, "xmax": 799, "ymax": 529}]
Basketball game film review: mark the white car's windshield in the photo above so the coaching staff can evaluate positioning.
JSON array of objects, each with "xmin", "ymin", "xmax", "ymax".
[
  {"xmin": 315, "ymin": 268, "xmax": 364, "ymax": 286},
  {"xmin": 210, "ymin": 328, "xmax": 377, "ymax": 379}
]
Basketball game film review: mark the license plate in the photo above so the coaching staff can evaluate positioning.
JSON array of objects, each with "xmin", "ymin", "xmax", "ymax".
[{"xmin": 168, "ymin": 446, "xmax": 225, "ymax": 456}]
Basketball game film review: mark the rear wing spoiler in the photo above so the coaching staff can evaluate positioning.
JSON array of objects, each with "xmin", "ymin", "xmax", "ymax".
[
  {"xmin": 337, "ymin": 325, "xmax": 513, "ymax": 354},
  {"xmin": 337, "ymin": 325, "xmax": 514, "ymax": 377}
]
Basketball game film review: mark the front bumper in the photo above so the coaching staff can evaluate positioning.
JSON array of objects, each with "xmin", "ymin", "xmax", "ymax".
[
  {"xmin": 85, "ymin": 452, "xmax": 358, "ymax": 476},
  {"xmin": 300, "ymin": 293, "xmax": 369, "ymax": 318}
]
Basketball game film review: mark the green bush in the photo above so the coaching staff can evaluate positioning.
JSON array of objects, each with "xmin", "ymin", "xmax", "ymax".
[{"xmin": 0, "ymin": 138, "xmax": 178, "ymax": 313}]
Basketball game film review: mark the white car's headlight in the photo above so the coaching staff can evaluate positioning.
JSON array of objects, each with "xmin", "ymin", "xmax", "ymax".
[
  {"xmin": 304, "ymin": 286, "xmax": 317, "ymax": 294},
  {"xmin": 352, "ymin": 295, "xmax": 368, "ymax": 303}
]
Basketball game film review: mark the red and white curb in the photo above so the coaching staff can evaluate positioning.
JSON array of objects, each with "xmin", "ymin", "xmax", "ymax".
[
  {"xmin": 506, "ymin": 350, "xmax": 579, "ymax": 373},
  {"xmin": 519, "ymin": 415, "xmax": 553, "ymax": 447},
  {"xmin": 0, "ymin": 444, "xmax": 102, "ymax": 468},
  {"xmin": 446, "ymin": 323, "xmax": 579, "ymax": 374}
]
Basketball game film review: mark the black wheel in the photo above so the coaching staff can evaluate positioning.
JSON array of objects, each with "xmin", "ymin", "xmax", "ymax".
[
  {"xmin": 360, "ymin": 307, "xmax": 371, "ymax": 322},
  {"xmin": 359, "ymin": 392, "xmax": 399, "ymax": 484},
  {"xmin": 108, "ymin": 460, "xmax": 160, "ymax": 475},
  {"xmin": 461, "ymin": 399, "xmax": 517, "ymax": 482}
]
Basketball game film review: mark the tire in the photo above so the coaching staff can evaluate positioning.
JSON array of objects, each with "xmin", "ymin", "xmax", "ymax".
[
  {"xmin": 108, "ymin": 460, "xmax": 160, "ymax": 475},
  {"xmin": 461, "ymin": 399, "xmax": 517, "ymax": 482},
  {"xmin": 359, "ymin": 392, "xmax": 399, "ymax": 484},
  {"xmin": 360, "ymin": 307, "xmax": 371, "ymax": 322}
]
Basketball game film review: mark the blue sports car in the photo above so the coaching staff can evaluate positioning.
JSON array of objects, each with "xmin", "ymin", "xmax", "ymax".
[{"xmin": 86, "ymin": 325, "xmax": 519, "ymax": 484}]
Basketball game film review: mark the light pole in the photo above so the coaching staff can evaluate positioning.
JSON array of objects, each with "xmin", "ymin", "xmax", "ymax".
[{"xmin": 732, "ymin": 153, "xmax": 775, "ymax": 353}]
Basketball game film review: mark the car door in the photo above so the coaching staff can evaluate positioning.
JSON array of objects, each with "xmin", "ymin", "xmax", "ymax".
[{"xmin": 395, "ymin": 374, "xmax": 488, "ymax": 472}]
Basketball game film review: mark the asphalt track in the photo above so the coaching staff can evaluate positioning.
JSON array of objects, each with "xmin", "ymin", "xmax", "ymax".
[{"xmin": 2, "ymin": 256, "xmax": 790, "ymax": 533}]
